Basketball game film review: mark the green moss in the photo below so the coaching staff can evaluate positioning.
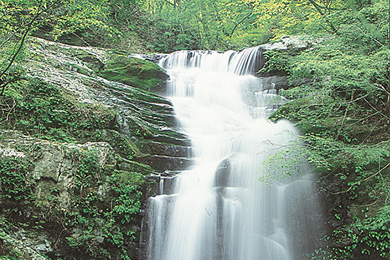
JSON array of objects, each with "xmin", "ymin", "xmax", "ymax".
[
  {"xmin": 108, "ymin": 83, "xmax": 171, "ymax": 105},
  {"xmin": 74, "ymin": 52, "xmax": 104, "ymax": 71},
  {"xmin": 0, "ymin": 157, "xmax": 35, "ymax": 211},
  {"xmin": 70, "ymin": 63, "xmax": 94, "ymax": 76},
  {"xmin": 98, "ymin": 129, "xmax": 141, "ymax": 159},
  {"xmin": 118, "ymin": 158, "xmax": 153, "ymax": 175},
  {"xmin": 98, "ymin": 54, "xmax": 167, "ymax": 91},
  {"xmin": 0, "ymin": 42, "xmax": 183, "ymax": 259},
  {"xmin": 113, "ymin": 170, "xmax": 145, "ymax": 187},
  {"xmin": 0, "ymin": 77, "xmax": 116, "ymax": 142},
  {"xmin": 57, "ymin": 149, "xmax": 146, "ymax": 259},
  {"xmin": 0, "ymin": 145, "xmax": 150, "ymax": 259}
]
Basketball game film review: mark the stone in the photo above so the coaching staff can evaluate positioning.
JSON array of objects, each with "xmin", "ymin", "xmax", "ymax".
[
  {"xmin": 214, "ymin": 158, "xmax": 231, "ymax": 188},
  {"xmin": 261, "ymin": 35, "xmax": 321, "ymax": 51},
  {"xmin": 135, "ymin": 155, "xmax": 192, "ymax": 172},
  {"xmin": 0, "ymin": 37, "xmax": 193, "ymax": 260}
]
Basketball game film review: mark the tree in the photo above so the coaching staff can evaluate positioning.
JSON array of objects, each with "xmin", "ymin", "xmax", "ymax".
[{"xmin": 0, "ymin": 0, "xmax": 120, "ymax": 95}]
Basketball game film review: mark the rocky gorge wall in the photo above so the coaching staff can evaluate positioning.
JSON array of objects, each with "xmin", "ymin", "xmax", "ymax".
[
  {"xmin": 0, "ymin": 37, "xmax": 191, "ymax": 259},
  {"xmin": 0, "ymin": 36, "xmax": 337, "ymax": 260}
]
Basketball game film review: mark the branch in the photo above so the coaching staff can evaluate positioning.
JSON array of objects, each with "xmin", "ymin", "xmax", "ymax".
[
  {"xmin": 159, "ymin": 0, "xmax": 175, "ymax": 7},
  {"xmin": 0, "ymin": 27, "xmax": 31, "ymax": 95},
  {"xmin": 0, "ymin": 9, "xmax": 42, "ymax": 77},
  {"xmin": 5, "ymin": 95, "xmax": 16, "ymax": 121},
  {"xmin": 307, "ymin": 0, "xmax": 338, "ymax": 34},
  {"xmin": 330, "ymin": 162, "xmax": 390, "ymax": 195},
  {"xmin": 0, "ymin": 1, "xmax": 60, "ymax": 95},
  {"xmin": 363, "ymin": 97, "xmax": 390, "ymax": 119},
  {"xmin": 373, "ymin": 83, "xmax": 390, "ymax": 97},
  {"xmin": 229, "ymin": 10, "xmax": 253, "ymax": 38}
]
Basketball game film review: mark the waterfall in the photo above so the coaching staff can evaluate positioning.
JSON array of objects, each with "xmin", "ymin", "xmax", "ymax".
[{"xmin": 145, "ymin": 47, "xmax": 323, "ymax": 260}]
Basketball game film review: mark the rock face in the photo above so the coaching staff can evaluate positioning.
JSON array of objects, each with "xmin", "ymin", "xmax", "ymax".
[
  {"xmin": 24, "ymin": 37, "xmax": 191, "ymax": 172},
  {"xmin": 0, "ymin": 38, "xmax": 191, "ymax": 259},
  {"xmin": 0, "ymin": 36, "xmax": 318, "ymax": 259},
  {"xmin": 0, "ymin": 131, "xmax": 118, "ymax": 258},
  {"xmin": 255, "ymin": 36, "xmax": 319, "ymax": 88}
]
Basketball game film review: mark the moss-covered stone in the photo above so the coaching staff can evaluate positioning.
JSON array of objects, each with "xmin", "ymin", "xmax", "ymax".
[
  {"xmin": 0, "ymin": 37, "xmax": 191, "ymax": 260},
  {"xmin": 98, "ymin": 54, "xmax": 168, "ymax": 91}
]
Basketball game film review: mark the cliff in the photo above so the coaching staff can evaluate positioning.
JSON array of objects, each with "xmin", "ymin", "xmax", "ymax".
[{"xmin": 0, "ymin": 37, "xmax": 190, "ymax": 259}]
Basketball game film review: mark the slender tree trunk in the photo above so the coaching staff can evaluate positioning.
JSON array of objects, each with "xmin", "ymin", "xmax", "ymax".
[
  {"xmin": 229, "ymin": 10, "xmax": 253, "ymax": 38},
  {"xmin": 307, "ymin": 0, "xmax": 338, "ymax": 34},
  {"xmin": 0, "ymin": 23, "xmax": 32, "ymax": 95},
  {"xmin": 0, "ymin": 1, "xmax": 58, "ymax": 95}
]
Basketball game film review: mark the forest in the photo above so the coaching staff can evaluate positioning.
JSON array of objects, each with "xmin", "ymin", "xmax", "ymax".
[{"xmin": 0, "ymin": 0, "xmax": 390, "ymax": 259}]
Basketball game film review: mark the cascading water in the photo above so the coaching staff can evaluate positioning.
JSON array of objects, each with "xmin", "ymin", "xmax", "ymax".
[{"xmin": 145, "ymin": 47, "xmax": 323, "ymax": 260}]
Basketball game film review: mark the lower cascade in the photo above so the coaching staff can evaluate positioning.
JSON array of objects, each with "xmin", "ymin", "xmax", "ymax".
[{"xmin": 145, "ymin": 47, "xmax": 323, "ymax": 260}]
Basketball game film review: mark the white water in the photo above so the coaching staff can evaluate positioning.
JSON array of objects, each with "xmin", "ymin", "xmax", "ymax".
[{"xmin": 146, "ymin": 48, "xmax": 323, "ymax": 260}]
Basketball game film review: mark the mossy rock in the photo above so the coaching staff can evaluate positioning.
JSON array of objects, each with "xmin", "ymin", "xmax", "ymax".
[
  {"xmin": 113, "ymin": 170, "xmax": 146, "ymax": 185},
  {"xmin": 97, "ymin": 129, "xmax": 142, "ymax": 159},
  {"xmin": 118, "ymin": 158, "xmax": 153, "ymax": 175},
  {"xmin": 74, "ymin": 52, "xmax": 104, "ymax": 71},
  {"xmin": 98, "ymin": 54, "xmax": 168, "ymax": 91}
]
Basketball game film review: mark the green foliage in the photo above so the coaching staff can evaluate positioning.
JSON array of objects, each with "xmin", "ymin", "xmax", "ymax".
[
  {"xmin": 0, "ymin": 0, "xmax": 163, "ymax": 54},
  {"xmin": 336, "ymin": 0, "xmax": 389, "ymax": 53},
  {"xmin": 264, "ymin": 2, "xmax": 390, "ymax": 258},
  {"xmin": 0, "ymin": 157, "xmax": 34, "ymax": 210},
  {"xmin": 0, "ymin": 77, "xmax": 116, "ymax": 142},
  {"xmin": 61, "ymin": 149, "xmax": 145, "ymax": 259},
  {"xmin": 138, "ymin": 0, "xmax": 389, "ymax": 51},
  {"xmin": 0, "ymin": 135, "xmax": 150, "ymax": 259},
  {"xmin": 0, "ymin": 228, "xmax": 24, "ymax": 260},
  {"xmin": 0, "ymin": 0, "xmax": 385, "ymax": 53},
  {"xmin": 141, "ymin": 0, "xmax": 263, "ymax": 50},
  {"xmin": 352, "ymin": 206, "xmax": 390, "ymax": 258},
  {"xmin": 270, "ymin": 36, "xmax": 390, "ymax": 142},
  {"xmin": 110, "ymin": 170, "xmax": 143, "ymax": 225},
  {"xmin": 142, "ymin": 18, "xmax": 199, "ymax": 52},
  {"xmin": 259, "ymin": 49, "xmax": 295, "ymax": 75},
  {"xmin": 311, "ymin": 206, "xmax": 390, "ymax": 259},
  {"xmin": 98, "ymin": 54, "xmax": 167, "ymax": 91},
  {"xmin": 0, "ymin": 0, "xmax": 119, "ymax": 45},
  {"xmin": 287, "ymin": 43, "xmax": 388, "ymax": 107}
]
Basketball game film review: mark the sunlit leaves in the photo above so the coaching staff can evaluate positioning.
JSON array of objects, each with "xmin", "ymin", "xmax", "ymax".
[
  {"xmin": 140, "ymin": 0, "xmax": 389, "ymax": 50},
  {"xmin": 0, "ymin": 0, "xmax": 119, "ymax": 43}
]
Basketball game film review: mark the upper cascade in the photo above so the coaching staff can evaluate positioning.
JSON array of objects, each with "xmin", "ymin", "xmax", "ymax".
[{"xmin": 159, "ymin": 46, "xmax": 264, "ymax": 75}]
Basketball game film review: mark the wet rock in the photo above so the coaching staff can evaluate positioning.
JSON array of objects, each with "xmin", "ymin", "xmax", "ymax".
[
  {"xmin": 129, "ymin": 53, "xmax": 168, "ymax": 64},
  {"xmin": 24, "ymin": 37, "xmax": 191, "ymax": 167},
  {"xmin": 135, "ymin": 155, "xmax": 192, "ymax": 172},
  {"xmin": 214, "ymin": 158, "xmax": 231, "ymax": 188},
  {"xmin": 141, "ymin": 141, "xmax": 190, "ymax": 157},
  {"xmin": 1, "ymin": 229, "xmax": 52, "ymax": 260},
  {"xmin": 97, "ymin": 54, "xmax": 169, "ymax": 92},
  {"xmin": 0, "ymin": 37, "xmax": 193, "ymax": 259}
]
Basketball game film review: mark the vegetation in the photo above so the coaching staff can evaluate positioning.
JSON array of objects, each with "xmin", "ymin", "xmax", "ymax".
[
  {"xmin": 0, "ymin": 72, "xmax": 149, "ymax": 258},
  {"xmin": 257, "ymin": 0, "xmax": 390, "ymax": 259},
  {"xmin": 0, "ymin": 77, "xmax": 115, "ymax": 141},
  {"xmin": 62, "ymin": 149, "xmax": 145, "ymax": 259},
  {"xmin": 0, "ymin": 2, "xmax": 167, "ymax": 257},
  {"xmin": 0, "ymin": 0, "xmax": 389, "ymax": 259},
  {"xmin": 97, "ymin": 54, "xmax": 168, "ymax": 91}
]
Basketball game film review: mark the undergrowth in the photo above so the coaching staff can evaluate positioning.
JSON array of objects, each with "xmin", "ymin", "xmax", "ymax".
[{"xmin": 265, "ymin": 36, "xmax": 390, "ymax": 259}]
